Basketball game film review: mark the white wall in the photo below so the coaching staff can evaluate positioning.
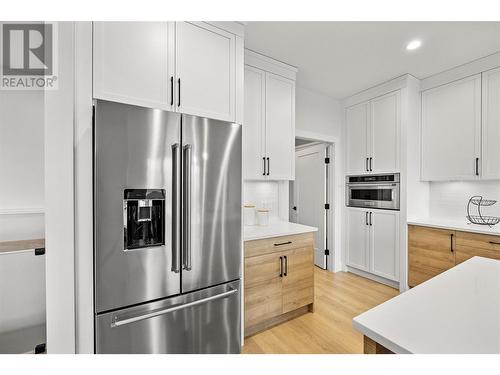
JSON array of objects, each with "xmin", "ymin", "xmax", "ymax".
[
  {"xmin": 295, "ymin": 86, "xmax": 342, "ymax": 140},
  {"xmin": 429, "ymin": 181, "xmax": 500, "ymax": 219},
  {"xmin": 0, "ymin": 89, "xmax": 44, "ymax": 241}
]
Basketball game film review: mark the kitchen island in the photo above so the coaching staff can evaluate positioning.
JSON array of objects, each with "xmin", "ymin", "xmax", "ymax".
[{"xmin": 353, "ymin": 256, "xmax": 500, "ymax": 353}]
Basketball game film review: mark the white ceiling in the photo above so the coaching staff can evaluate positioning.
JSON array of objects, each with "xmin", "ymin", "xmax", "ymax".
[{"xmin": 244, "ymin": 22, "xmax": 500, "ymax": 99}]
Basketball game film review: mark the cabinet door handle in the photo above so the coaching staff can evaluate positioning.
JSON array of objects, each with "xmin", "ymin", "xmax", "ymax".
[
  {"xmin": 450, "ymin": 234, "xmax": 454, "ymax": 252},
  {"xmin": 262, "ymin": 157, "xmax": 266, "ymax": 176},
  {"xmin": 279, "ymin": 256, "xmax": 283, "ymax": 277},
  {"xmin": 177, "ymin": 78, "xmax": 181, "ymax": 107},
  {"xmin": 475, "ymin": 157, "xmax": 479, "ymax": 176},
  {"xmin": 284, "ymin": 255, "xmax": 288, "ymax": 276},
  {"xmin": 369, "ymin": 157, "xmax": 373, "ymax": 172},
  {"xmin": 274, "ymin": 241, "xmax": 292, "ymax": 247},
  {"xmin": 266, "ymin": 157, "xmax": 270, "ymax": 176},
  {"xmin": 369, "ymin": 212, "xmax": 373, "ymax": 226},
  {"xmin": 366, "ymin": 158, "xmax": 369, "ymax": 172},
  {"xmin": 365, "ymin": 211, "xmax": 369, "ymax": 226},
  {"xmin": 170, "ymin": 76, "xmax": 174, "ymax": 106}
]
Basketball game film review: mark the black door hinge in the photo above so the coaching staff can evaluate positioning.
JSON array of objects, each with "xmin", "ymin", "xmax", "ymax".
[
  {"xmin": 35, "ymin": 343, "xmax": 46, "ymax": 354},
  {"xmin": 35, "ymin": 247, "xmax": 45, "ymax": 256},
  {"xmin": 325, "ymin": 203, "xmax": 330, "ymax": 210},
  {"xmin": 324, "ymin": 157, "xmax": 330, "ymax": 164},
  {"xmin": 324, "ymin": 249, "xmax": 330, "ymax": 256}
]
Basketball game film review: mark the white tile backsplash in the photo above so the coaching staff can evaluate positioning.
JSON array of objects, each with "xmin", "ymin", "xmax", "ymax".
[
  {"xmin": 243, "ymin": 181, "xmax": 288, "ymax": 221},
  {"xmin": 429, "ymin": 181, "xmax": 500, "ymax": 220}
]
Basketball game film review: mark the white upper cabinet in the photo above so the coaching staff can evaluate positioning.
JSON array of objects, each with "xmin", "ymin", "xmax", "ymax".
[
  {"xmin": 93, "ymin": 22, "xmax": 174, "ymax": 110},
  {"xmin": 265, "ymin": 72, "xmax": 295, "ymax": 180},
  {"xmin": 93, "ymin": 22, "xmax": 241, "ymax": 122},
  {"xmin": 482, "ymin": 67, "xmax": 500, "ymax": 180},
  {"xmin": 345, "ymin": 91, "xmax": 400, "ymax": 175},
  {"xmin": 175, "ymin": 22, "xmax": 235, "ymax": 121},
  {"xmin": 243, "ymin": 50, "xmax": 297, "ymax": 181},
  {"xmin": 346, "ymin": 102, "xmax": 369, "ymax": 174},
  {"xmin": 243, "ymin": 66, "xmax": 266, "ymax": 180},
  {"xmin": 370, "ymin": 91, "xmax": 400, "ymax": 173},
  {"xmin": 370, "ymin": 210, "xmax": 399, "ymax": 281},
  {"xmin": 421, "ymin": 74, "xmax": 481, "ymax": 181}
]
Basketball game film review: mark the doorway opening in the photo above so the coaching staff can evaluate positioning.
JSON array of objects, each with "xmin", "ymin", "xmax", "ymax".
[{"xmin": 289, "ymin": 137, "xmax": 334, "ymax": 271}]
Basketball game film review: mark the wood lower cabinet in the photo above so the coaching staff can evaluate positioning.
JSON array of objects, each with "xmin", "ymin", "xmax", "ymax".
[
  {"xmin": 408, "ymin": 224, "xmax": 500, "ymax": 287},
  {"xmin": 408, "ymin": 225, "xmax": 455, "ymax": 287},
  {"xmin": 244, "ymin": 233, "xmax": 314, "ymax": 336}
]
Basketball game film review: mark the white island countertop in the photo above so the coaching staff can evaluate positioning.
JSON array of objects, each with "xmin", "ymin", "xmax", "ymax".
[
  {"xmin": 408, "ymin": 217, "xmax": 500, "ymax": 236},
  {"xmin": 244, "ymin": 221, "xmax": 317, "ymax": 241},
  {"xmin": 353, "ymin": 257, "xmax": 500, "ymax": 354}
]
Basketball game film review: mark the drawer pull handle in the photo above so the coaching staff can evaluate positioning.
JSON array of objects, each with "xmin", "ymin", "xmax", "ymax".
[
  {"xmin": 274, "ymin": 241, "xmax": 292, "ymax": 247},
  {"xmin": 489, "ymin": 241, "xmax": 500, "ymax": 246}
]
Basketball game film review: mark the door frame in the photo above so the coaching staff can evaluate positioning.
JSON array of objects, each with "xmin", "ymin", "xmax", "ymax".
[{"xmin": 293, "ymin": 129, "xmax": 341, "ymax": 272}]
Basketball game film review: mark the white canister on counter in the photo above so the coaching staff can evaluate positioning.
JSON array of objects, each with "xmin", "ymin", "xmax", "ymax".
[
  {"xmin": 243, "ymin": 204, "xmax": 256, "ymax": 226},
  {"xmin": 257, "ymin": 208, "xmax": 269, "ymax": 226}
]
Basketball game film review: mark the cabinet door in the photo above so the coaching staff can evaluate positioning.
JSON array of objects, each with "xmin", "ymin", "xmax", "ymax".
[
  {"xmin": 175, "ymin": 22, "xmax": 235, "ymax": 122},
  {"xmin": 346, "ymin": 208, "xmax": 370, "ymax": 271},
  {"xmin": 408, "ymin": 225, "xmax": 455, "ymax": 287},
  {"xmin": 370, "ymin": 91, "xmax": 400, "ymax": 173},
  {"xmin": 93, "ymin": 22, "xmax": 174, "ymax": 110},
  {"xmin": 370, "ymin": 210, "xmax": 399, "ymax": 281},
  {"xmin": 243, "ymin": 66, "xmax": 266, "ymax": 180},
  {"xmin": 482, "ymin": 67, "xmax": 500, "ymax": 180},
  {"xmin": 346, "ymin": 102, "xmax": 369, "ymax": 174},
  {"xmin": 244, "ymin": 253, "xmax": 283, "ymax": 329},
  {"xmin": 421, "ymin": 75, "xmax": 481, "ymax": 181},
  {"xmin": 265, "ymin": 72, "xmax": 295, "ymax": 180},
  {"xmin": 282, "ymin": 246, "xmax": 314, "ymax": 314}
]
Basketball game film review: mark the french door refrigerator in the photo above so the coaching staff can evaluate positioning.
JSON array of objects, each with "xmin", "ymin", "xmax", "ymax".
[{"xmin": 93, "ymin": 100, "xmax": 242, "ymax": 354}]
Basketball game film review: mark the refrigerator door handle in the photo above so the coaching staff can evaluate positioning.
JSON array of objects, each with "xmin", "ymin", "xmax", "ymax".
[
  {"xmin": 182, "ymin": 144, "xmax": 192, "ymax": 271},
  {"xmin": 110, "ymin": 288, "xmax": 238, "ymax": 328},
  {"xmin": 171, "ymin": 143, "xmax": 181, "ymax": 273}
]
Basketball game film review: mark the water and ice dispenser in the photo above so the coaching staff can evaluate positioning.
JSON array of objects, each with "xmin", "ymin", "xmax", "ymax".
[{"xmin": 123, "ymin": 189, "xmax": 165, "ymax": 250}]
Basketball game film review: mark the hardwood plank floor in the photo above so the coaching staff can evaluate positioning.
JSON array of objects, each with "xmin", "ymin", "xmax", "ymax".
[{"xmin": 242, "ymin": 267, "xmax": 399, "ymax": 354}]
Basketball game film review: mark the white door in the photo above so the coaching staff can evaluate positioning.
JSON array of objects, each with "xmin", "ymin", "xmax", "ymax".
[
  {"xmin": 421, "ymin": 74, "xmax": 482, "ymax": 181},
  {"xmin": 293, "ymin": 144, "xmax": 327, "ymax": 268},
  {"xmin": 370, "ymin": 91, "xmax": 400, "ymax": 173},
  {"xmin": 265, "ymin": 72, "xmax": 295, "ymax": 180},
  {"xmin": 369, "ymin": 210, "xmax": 399, "ymax": 281},
  {"xmin": 93, "ymin": 22, "xmax": 174, "ymax": 110},
  {"xmin": 243, "ymin": 66, "xmax": 266, "ymax": 180},
  {"xmin": 346, "ymin": 102, "xmax": 369, "ymax": 174},
  {"xmin": 482, "ymin": 67, "xmax": 500, "ymax": 180},
  {"xmin": 175, "ymin": 22, "xmax": 235, "ymax": 121},
  {"xmin": 346, "ymin": 208, "xmax": 369, "ymax": 271}
]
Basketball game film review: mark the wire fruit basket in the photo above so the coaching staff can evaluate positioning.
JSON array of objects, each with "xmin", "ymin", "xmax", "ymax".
[{"xmin": 466, "ymin": 195, "xmax": 500, "ymax": 226}]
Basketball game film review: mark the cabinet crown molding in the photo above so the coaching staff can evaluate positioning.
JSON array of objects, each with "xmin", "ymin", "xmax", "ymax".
[{"xmin": 244, "ymin": 49, "xmax": 298, "ymax": 81}]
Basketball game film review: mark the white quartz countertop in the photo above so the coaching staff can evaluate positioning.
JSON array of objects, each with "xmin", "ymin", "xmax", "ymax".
[
  {"xmin": 353, "ymin": 257, "xmax": 500, "ymax": 354},
  {"xmin": 244, "ymin": 221, "xmax": 317, "ymax": 241},
  {"xmin": 408, "ymin": 217, "xmax": 500, "ymax": 236}
]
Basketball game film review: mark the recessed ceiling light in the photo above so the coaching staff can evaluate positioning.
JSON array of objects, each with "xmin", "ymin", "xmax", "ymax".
[{"xmin": 406, "ymin": 40, "xmax": 422, "ymax": 51}]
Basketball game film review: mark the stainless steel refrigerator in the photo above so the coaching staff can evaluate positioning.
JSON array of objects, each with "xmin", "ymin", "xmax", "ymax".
[{"xmin": 93, "ymin": 100, "xmax": 242, "ymax": 354}]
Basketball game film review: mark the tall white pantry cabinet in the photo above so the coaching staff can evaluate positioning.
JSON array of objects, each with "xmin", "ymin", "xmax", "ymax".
[{"xmin": 93, "ymin": 22, "xmax": 244, "ymax": 123}]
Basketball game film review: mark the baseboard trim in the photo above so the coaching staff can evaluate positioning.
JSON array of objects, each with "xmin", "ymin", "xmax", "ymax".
[{"xmin": 346, "ymin": 266, "xmax": 399, "ymax": 290}]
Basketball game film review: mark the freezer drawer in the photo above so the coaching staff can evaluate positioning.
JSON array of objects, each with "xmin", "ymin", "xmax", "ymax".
[{"xmin": 95, "ymin": 280, "xmax": 241, "ymax": 354}]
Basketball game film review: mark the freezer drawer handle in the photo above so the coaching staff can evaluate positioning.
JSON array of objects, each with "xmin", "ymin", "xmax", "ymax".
[{"xmin": 111, "ymin": 288, "xmax": 238, "ymax": 328}]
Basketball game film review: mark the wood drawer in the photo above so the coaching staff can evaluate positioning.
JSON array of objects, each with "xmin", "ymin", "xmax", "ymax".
[
  {"xmin": 244, "ymin": 232, "xmax": 314, "ymax": 258},
  {"xmin": 455, "ymin": 231, "xmax": 500, "ymax": 264}
]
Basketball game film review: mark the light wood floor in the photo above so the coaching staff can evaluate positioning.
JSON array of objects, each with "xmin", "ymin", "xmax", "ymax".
[{"xmin": 242, "ymin": 267, "xmax": 399, "ymax": 354}]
